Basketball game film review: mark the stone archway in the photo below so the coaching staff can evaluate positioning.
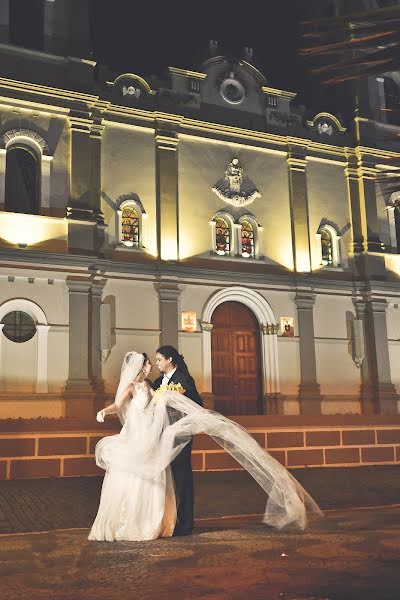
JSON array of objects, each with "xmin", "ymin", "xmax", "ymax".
[
  {"xmin": 200, "ymin": 287, "xmax": 280, "ymax": 407},
  {"xmin": 0, "ymin": 298, "xmax": 50, "ymax": 393}
]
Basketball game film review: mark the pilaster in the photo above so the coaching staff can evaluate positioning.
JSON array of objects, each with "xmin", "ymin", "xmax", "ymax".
[
  {"xmin": 67, "ymin": 110, "xmax": 104, "ymax": 255},
  {"xmin": 64, "ymin": 278, "xmax": 94, "ymax": 418},
  {"xmin": 295, "ymin": 290, "xmax": 322, "ymax": 415},
  {"xmin": 287, "ymin": 144, "xmax": 311, "ymax": 272},
  {"xmin": 154, "ymin": 283, "xmax": 182, "ymax": 349},
  {"xmin": 90, "ymin": 278, "xmax": 107, "ymax": 392},
  {"xmin": 155, "ymin": 123, "xmax": 179, "ymax": 260},
  {"xmin": 355, "ymin": 296, "xmax": 398, "ymax": 415}
]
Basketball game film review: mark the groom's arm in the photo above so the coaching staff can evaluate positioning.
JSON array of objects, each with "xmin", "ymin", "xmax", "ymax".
[{"xmin": 179, "ymin": 373, "xmax": 203, "ymax": 407}]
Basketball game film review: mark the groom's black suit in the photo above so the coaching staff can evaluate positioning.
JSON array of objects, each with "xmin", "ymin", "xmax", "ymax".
[{"xmin": 153, "ymin": 369, "xmax": 202, "ymax": 535}]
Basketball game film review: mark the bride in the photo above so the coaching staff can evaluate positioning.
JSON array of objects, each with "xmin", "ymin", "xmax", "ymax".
[{"xmin": 89, "ymin": 351, "xmax": 321, "ymax": 542}]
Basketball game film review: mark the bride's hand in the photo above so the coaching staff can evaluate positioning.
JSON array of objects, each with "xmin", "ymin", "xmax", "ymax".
[{"xmin": 96, "ymin": 410, "xmax": 106, "ymax": 423}]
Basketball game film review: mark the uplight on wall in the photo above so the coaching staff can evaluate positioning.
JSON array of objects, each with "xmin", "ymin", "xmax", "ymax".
[
  {"xmin": 181, "ymin": 311, "xmax": 197, "ymax": 332},
  {"xmin": 280, "ymin": 317, "xmax": 294, "ymax": 337}
]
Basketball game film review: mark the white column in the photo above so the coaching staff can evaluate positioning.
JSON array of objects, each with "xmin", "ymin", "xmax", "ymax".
[
  {"xmin": 200, "ymin": 321, "xmax": 214, "ymax": 392},
  {"xmin": 116, "ymin": 209, "xmax": 122, "ymax": 244},
  {"xmin": 0, "ymin": 148, "xmax": 6, "ymax": 206},
  {"xmin": 36, "ymin": 324, "xmax": 50, "ymax": 393},
  {"xmin": 41, "ymin": 155, "xmax": 53, "ymax": 210},
  {"xmin": 233, "ymin": 223, "xmax": 241, "ymax": 256},
  {"xmin": 387, "ymin": 206, "xmax": 397, "ymax": 251},
  {"xmin": 261, "ymin": 324, "xmax": 280, "ymax": 397}
]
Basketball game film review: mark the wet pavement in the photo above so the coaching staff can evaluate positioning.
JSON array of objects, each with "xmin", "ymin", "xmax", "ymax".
[
  {"xmin": 1, "ymin": 506, "xmax": 400, "ymax": 600},
  {"xmin": 1, "ymin": 467, "xmax": 400, "ymax": 599}
]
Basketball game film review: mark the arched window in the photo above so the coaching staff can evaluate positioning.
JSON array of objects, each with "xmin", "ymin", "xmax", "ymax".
[
  {"xmin": 116, "ymin": 197, "xmax": 147, "ymax": 250},
  {"xmin": 215, "ymin": 217, "xmax": 230, "ymax": 255},
  {"xmin": 384, "ymin": 77, "xmax": 400, "ymax": 126},
  {"xmin": 241, "ymin": 220, "xmax": 255, "ymax": 258},
  {"xmin": 121, "ymin": 205, "xmax": 140, "ymax": 247},
  {"xmin": 320, "ymin": 228, "xmax": 333, "ymax": 266},
  {"xmin": 4, "ymin": 145, "xmax": 40, "ymax": 214}
]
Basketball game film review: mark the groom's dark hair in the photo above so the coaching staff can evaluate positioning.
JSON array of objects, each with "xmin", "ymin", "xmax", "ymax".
[{"xmin": 156, "ymin": 345, "xmax": 190, "ymax": 376}]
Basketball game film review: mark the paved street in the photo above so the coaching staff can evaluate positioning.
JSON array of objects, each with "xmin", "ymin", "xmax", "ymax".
[
  {"xmin": 1, "ymin": 467, "xmax": 399, "ymax": 599},
  {"xmin": 1, "ymin": 506, "xmax": 400, "ymax": 600}
]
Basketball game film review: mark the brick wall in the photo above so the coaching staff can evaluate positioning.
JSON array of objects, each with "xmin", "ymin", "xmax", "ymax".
[{"xmin": 1, "ymin": 416, "xmax": 400, "ymax": 479}]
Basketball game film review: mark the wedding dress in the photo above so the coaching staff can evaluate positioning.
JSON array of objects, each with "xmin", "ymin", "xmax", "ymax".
[
  {"xmin": 89, "ymin": 352, "xmax": 322, "ymax": 542},
  {"xmin": 88, "ymin": 382, "xmax": 176, "ymax": 541}
]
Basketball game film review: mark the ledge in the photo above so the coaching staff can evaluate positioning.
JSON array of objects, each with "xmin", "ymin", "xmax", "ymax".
[{"xmin": 1, "ymin": 413, "xmax": 400, "ymax": 434}]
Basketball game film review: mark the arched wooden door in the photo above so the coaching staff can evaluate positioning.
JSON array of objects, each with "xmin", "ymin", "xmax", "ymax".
[{"xmin": 211, "ymin": 301, "xmax": 262, "ymax": 415}]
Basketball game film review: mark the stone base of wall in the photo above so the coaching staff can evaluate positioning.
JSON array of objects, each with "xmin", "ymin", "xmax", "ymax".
[{"xmin": 1, "ymin": 415, "xmax": 400, "ymax": 479}]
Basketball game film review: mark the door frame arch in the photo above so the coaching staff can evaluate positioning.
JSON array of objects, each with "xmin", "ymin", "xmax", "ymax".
[{"xmin": 201, "ymin": 287, "xmax": 280, "ymax": 399}]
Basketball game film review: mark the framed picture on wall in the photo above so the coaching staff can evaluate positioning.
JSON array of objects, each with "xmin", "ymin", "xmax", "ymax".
[{"xmin": 280, "ymin": 317, "xmax": 294, "ymax": 337}]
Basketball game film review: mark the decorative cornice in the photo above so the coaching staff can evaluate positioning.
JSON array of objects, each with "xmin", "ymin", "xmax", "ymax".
[
  {"xmin": 262, "ymin": 86, "xmax": 297, "ymax": 100},
  {"xmin": 168, "ymin": 67, "xmax": 207, "ymax": 80},
  {"xmin": 200, "ymin": 321, "xmax": 214, "ymax": 332},
  {"xmin": 261, "ymin": 323, "xmax": 279, "ymax": 335}
]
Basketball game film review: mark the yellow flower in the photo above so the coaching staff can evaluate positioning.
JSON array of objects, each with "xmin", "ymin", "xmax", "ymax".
[{"xmin": 154, "ymin": 383, "xmax": 186, "ymax": 399}]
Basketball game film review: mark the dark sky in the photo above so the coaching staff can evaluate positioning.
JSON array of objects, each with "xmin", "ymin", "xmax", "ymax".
[{"xmin": 90, "ymin": 0, "xmax": 316, "ymax": 104}]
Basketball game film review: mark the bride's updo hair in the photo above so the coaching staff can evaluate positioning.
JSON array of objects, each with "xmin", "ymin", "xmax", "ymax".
[
  {"xmin": 142, "ymin": 352, "xmax": 149, "ymax": 365},
  {"xmin": 156, "ymin": 345, "xmax": 190, "ymax": 376}
]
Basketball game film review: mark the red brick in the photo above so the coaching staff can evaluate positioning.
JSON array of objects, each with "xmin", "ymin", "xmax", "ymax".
[
  {"xmin": 11, "ymin": 459, "xmax": 60, "ymax": 479},
  {"xmin": 89, "ymin": 436, "xmax": 104, "ymax": 454},
  {"xmin": 342, "ymin": 430, "xmax": 375, "ymax": 446},
  {"xmin": 38, "ymin": 437, "xmax": 86, "ymax": 456},
  {"xmin": 205, "ymin": 452, "xmax": 243, "ymax": 470},
  {"xmin": 250, "ymin": 432, "xmax": 266, "ymax": 447},
  {"xmin": 268, "ymin": 450, "xmax": 286, "ymax": 466},
  {"xmin": 361, "ymin": 447, "xmax": 395, "ymax": 463},
  {"xmin": 325, "ymin": 448, "xmax": 360, "ymax": 465},
  {"xmin": 63, "ymin": 457, "xmax": 103, "ymax": 477},
  {"xmin": 192, "ymin": 434, "xmax": 220, "ymax": 451},
  {"xmin": 267, "ymin": 431, "xmax": 304, "ymax": 448},
  {"xmin": 376, "ymin": 429, "xmax": 400, "ymax": 444},
  {"xmin": 191, "ymin": 453, "xmax": 203, "ymax": 471},
  {"xmin": 287, "ymin": 449, "xmax": 324, "ymax": 467},
  {"xmin": 0, "ymin": 438, "xmax": 35, "ymax": 457},
  {"xmin": 0, "ymin": 461, "xmax": 7, "ymax": 479},
  {"xmin": 306, "ymin": 431, "xmax": 340, "ymax": 447}
]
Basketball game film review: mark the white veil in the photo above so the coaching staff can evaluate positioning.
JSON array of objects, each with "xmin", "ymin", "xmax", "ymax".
[
  {"xmin": 96, "ymin": 353, "xmax": 322, "ymax": 531},
  {"xmin": 114, "ymin": 351, "xmax": 146, "ymax": 425}
]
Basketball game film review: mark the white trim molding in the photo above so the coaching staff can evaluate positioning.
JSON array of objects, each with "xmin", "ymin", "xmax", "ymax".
[
  {"xmin": 0, "ymin": 298, "xmax": 50, "ymax": 393},
  {"xmin": 201, "ymin": 286, "xmax": 280, "ymax": 397}
]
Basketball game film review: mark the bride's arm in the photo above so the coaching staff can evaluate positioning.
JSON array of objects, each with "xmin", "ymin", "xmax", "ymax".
[{"xmin": 96, "ymin": 385, "xmax": 134, "ymax": 422}]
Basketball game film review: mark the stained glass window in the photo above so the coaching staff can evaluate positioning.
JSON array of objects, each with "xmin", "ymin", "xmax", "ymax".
[
  {"xmin": 122, "ymin": 206, "xmax": 139, "ymax": 247},
  {"xmin": 321, "ymin": 229, "xmax": 333, "ymax": 266},
  {"xmin": 1, "ymin": 311, "xmax": 36, "ymax": 343},
  {"xmin": 215, "ymin": 217, "xmax": 230, "ymax": 255},
  {"xmin": 241, "ymin": 220, "xmax": 255, "ymax": 258}
]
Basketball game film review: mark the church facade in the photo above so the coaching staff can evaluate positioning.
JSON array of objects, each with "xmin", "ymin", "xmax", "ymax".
[{"xmin": 0, "ymin": 0, "xmax": 400, "ymax": 421}]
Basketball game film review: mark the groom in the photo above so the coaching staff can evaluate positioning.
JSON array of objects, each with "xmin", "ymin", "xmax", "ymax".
[{"xmin": 154, "ymin": 345, "xmax": 202, "ymax": 536}]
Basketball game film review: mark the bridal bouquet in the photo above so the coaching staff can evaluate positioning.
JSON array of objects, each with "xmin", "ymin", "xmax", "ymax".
[{"xmin": 154, "ymin": 382, "xmax": 186, "ymax": 400}]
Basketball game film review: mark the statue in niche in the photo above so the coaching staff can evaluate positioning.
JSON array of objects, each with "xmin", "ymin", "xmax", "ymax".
[{"xmin": 212, "ymin": 158, "xmax": 261, "ymax": 207}]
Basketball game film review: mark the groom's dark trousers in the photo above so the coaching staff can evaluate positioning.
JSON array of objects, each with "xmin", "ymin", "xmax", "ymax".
[{"xmin": 153, "ymin": 369, "xmax": 202, "ymax": 534}]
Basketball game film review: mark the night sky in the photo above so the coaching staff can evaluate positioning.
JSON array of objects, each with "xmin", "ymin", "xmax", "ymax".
[{"xmin": 90, "ymin": 0, "xmax": 328, "ymax": 111}]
